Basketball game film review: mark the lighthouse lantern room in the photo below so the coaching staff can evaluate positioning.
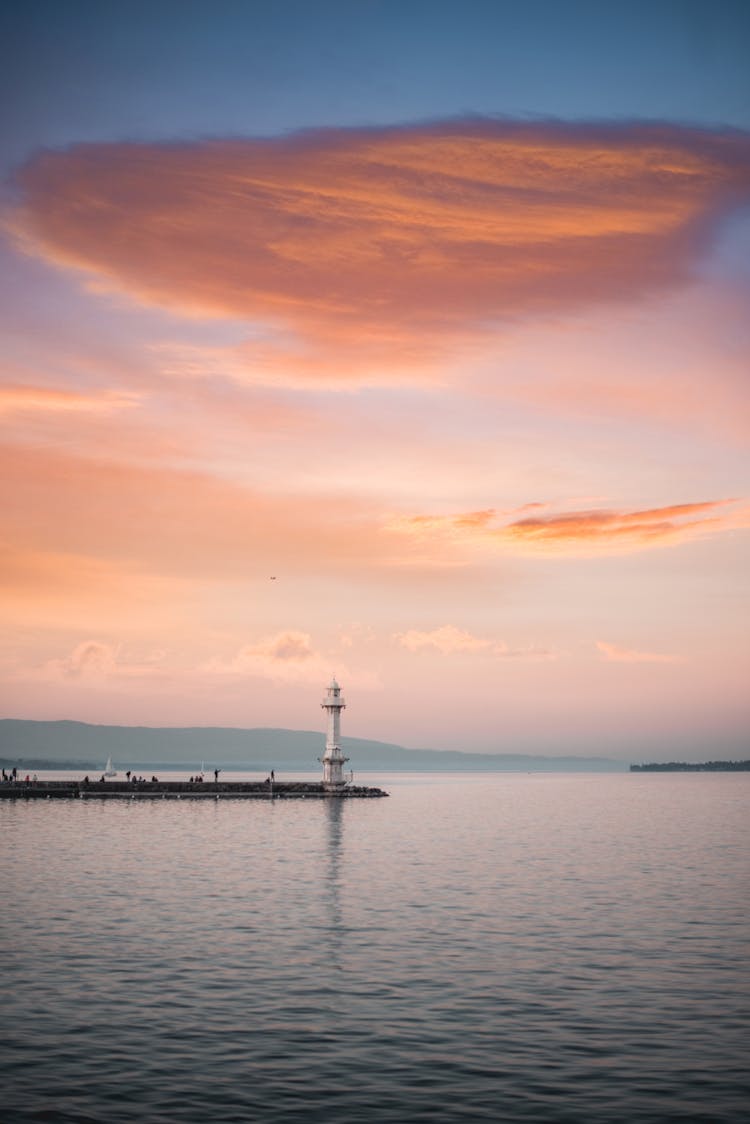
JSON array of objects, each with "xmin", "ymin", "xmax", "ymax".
[{"xmin": 320, "ymin": 677, "xmax": 349, "ymax": 790}]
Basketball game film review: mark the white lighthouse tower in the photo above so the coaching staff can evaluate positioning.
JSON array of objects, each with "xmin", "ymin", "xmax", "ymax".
[{"xmin": 319, "ymin": 677, "xmax": 349, "ymax": 790}]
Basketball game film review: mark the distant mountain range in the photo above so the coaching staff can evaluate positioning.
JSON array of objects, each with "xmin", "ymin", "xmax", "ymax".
[{"xmin": 0, "ymin": 719, "xmax": 627, "ymax": 772}]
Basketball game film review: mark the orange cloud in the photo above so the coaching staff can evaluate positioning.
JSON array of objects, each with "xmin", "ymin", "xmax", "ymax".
[
  {"xmin": 10, "ymin": 120, "xmax": 750, "ymax": 381},
  {"xmin": 596, "ymin": 641, "xmax": 684, "ymax": 664},
  {"xmin": 504, "ymin": 501, "xmax": 743, "ymax": 551},
  {"xmin": 392, "ymin": 499, "xmax": 748, "ymax": 556},
  {"xmin": 0, "ymin": 383, "xmax": 138, "ymax": 415}
]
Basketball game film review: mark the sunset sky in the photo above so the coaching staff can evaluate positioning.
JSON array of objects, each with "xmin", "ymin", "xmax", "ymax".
[{"xmin": 2, "ymin": 1, "xmax": 749, "ymax": 760}]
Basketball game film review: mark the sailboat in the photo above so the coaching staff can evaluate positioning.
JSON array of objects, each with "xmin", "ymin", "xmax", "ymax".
[{"xmin": 103, "ymin": 757, "xmax": 117, "ymax": 777}]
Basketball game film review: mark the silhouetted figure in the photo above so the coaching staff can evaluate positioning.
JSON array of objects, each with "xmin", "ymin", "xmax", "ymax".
[{"xmin": 214, "ymin": 769, "xmax": 219, "ymax": 783}]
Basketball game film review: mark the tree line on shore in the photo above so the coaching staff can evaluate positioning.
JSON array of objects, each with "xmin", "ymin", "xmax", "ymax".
[{"xmin": 630, "ymin": 761, "xmax": 750, "ymax": 772}]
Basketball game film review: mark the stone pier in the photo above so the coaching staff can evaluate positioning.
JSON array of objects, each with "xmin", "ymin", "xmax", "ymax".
[{"xmin": 0, "ymin": 779, "xmax": 388, "ymax": 800}]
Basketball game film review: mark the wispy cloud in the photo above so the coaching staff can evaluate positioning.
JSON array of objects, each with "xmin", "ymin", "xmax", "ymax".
[
  {"xmin": 204, "ymin": 631, "xmax": 326, "ymax": 684},
  {"xmin": 14, "ymin": 640, "xmax": 170, "ymax": 684},
  {"xmin": 0, "ymin": 384, "xmax": 138, "ymax": 415},
  {"xmin": 396, "ymin": 625, "xmax": 556, "ymax": 660},
  {"xmin": 504, "ymin": 501, "xmax": 743, "ymax": 550},
  {"xmin": 397, "ymin": 626, "xmax": 493, "ymax": 654},
  {"xmin": 391, "ymin": 499, "xmax": 748, "ymax": 556},
  {"xmin": 203, "ymin": 631, "xmax": 380, "ymax": 687},
  {"xmin": 596, "ymin": 641, "xmax": 684, "ymax": 664},
  {"xmin": 0, "ymin": 445, "xmax": 403, "ymax": 581},
  {"xmin": 10, "ymin": 120, "xmax": 750, "ymax": 384},
  {"xmin": 61, "ymin": 640, "xmax": 119, "ymax": 678}
]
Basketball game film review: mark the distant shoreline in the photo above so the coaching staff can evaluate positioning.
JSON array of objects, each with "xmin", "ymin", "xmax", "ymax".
[
  {"xmin": 630, "ymin": 761, "xmax": 750, "ymax": 772},
  {"xmin": 0, "ymin": 718, "xmax": 629, "ymax": 772}
]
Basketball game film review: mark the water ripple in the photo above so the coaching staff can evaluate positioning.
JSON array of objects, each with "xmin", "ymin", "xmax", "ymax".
[{"xmin": 2, "ymin": 774, "xmax": 749, "ymax": 1121}]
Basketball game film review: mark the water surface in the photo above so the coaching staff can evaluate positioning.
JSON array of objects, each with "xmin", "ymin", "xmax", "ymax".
[{"xmin": 2, "ymin": 772, "xmax": 748, "ymax": 1121}]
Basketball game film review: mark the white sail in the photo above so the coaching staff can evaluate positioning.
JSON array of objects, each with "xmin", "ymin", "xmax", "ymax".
[{"xmin": 103, "ymin": 757, "xmax": 117, "ymax": 777}]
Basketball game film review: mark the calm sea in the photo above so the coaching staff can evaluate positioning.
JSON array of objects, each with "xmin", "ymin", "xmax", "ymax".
[{"xmin": 2, "ymin": 772, "xmax": 748, "ymax": 1122}]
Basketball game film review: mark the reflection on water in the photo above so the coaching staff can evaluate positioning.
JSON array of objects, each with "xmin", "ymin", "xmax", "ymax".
[
  {"xmin": 2, "ymin": 773, "xmax": 749, "ymax": 1122},
  {"xmin": 325, "ymin": 797, "xmax": 344, "ymax": 944}
]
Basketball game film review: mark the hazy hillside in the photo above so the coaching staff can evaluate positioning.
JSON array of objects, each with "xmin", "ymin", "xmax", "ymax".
[{"xmin": 0, "ymin": 719, "xmax": 626, "ymax": 772}]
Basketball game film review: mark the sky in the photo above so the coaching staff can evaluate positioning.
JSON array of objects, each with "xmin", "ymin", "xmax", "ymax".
[{"xmin": 1, "ymin": 0, "xmax": 749, "ymax": 760}]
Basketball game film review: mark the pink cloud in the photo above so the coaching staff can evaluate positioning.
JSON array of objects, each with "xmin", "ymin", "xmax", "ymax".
[
  {"xmin": 61, "ymin": 640, "xmax": 118, "ymax": 678},
  {"xmin": 203, "ymin": 631, "xmax": 380, "ymax": 688},
  {"xmin": 204, "ymin": 631, "xmax": 323, "ymax": 683},
  {"xmin": 396, "ymin": 626, "xmax": 557, "ymax": 660},
  {"xmin": 397, "ymin": 626, "xmax": 493, "ymax": 654},
  {"xmin": 8, "ymin": 640, "xmax": 171, "ymax": 685},
  {"xmin": 0, "ymin": 384, "xmax": 138, "ymax": 415},
  {"xmin": 10, "ymin": 120, "xmax": 750, "ymax": 383},
  {"xmin": 596, "ymin": 641, "xmax": 684, "ymax": 664},
  {"xmin": 474, "ymin": 284, "xmax": 750, "ymax": 442}
]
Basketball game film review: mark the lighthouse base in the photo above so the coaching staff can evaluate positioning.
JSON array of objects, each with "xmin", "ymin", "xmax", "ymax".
[
  {"xmin": 319, "ymin": 751, "xmax": 349, "ymax": 790},
  {"xmin": 323, "ymin": 780, "xmax": 347, "ymax": 793}
]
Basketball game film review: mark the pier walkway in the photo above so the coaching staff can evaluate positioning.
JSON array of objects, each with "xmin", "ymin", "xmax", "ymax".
[{"xmin": 0, "ymin": 779, "xmax": 388, "ymax": 800}]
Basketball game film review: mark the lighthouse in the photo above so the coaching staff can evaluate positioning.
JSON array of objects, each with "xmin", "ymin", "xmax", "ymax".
[{"xmin": 320, "ymin": 677, "xmax": 349, "ymax": 790}]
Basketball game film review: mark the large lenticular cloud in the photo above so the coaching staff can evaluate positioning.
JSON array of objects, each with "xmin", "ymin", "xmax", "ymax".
[{"xmin": 10, "ymin": 119, "xmax": 750, "ymax": 358}]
